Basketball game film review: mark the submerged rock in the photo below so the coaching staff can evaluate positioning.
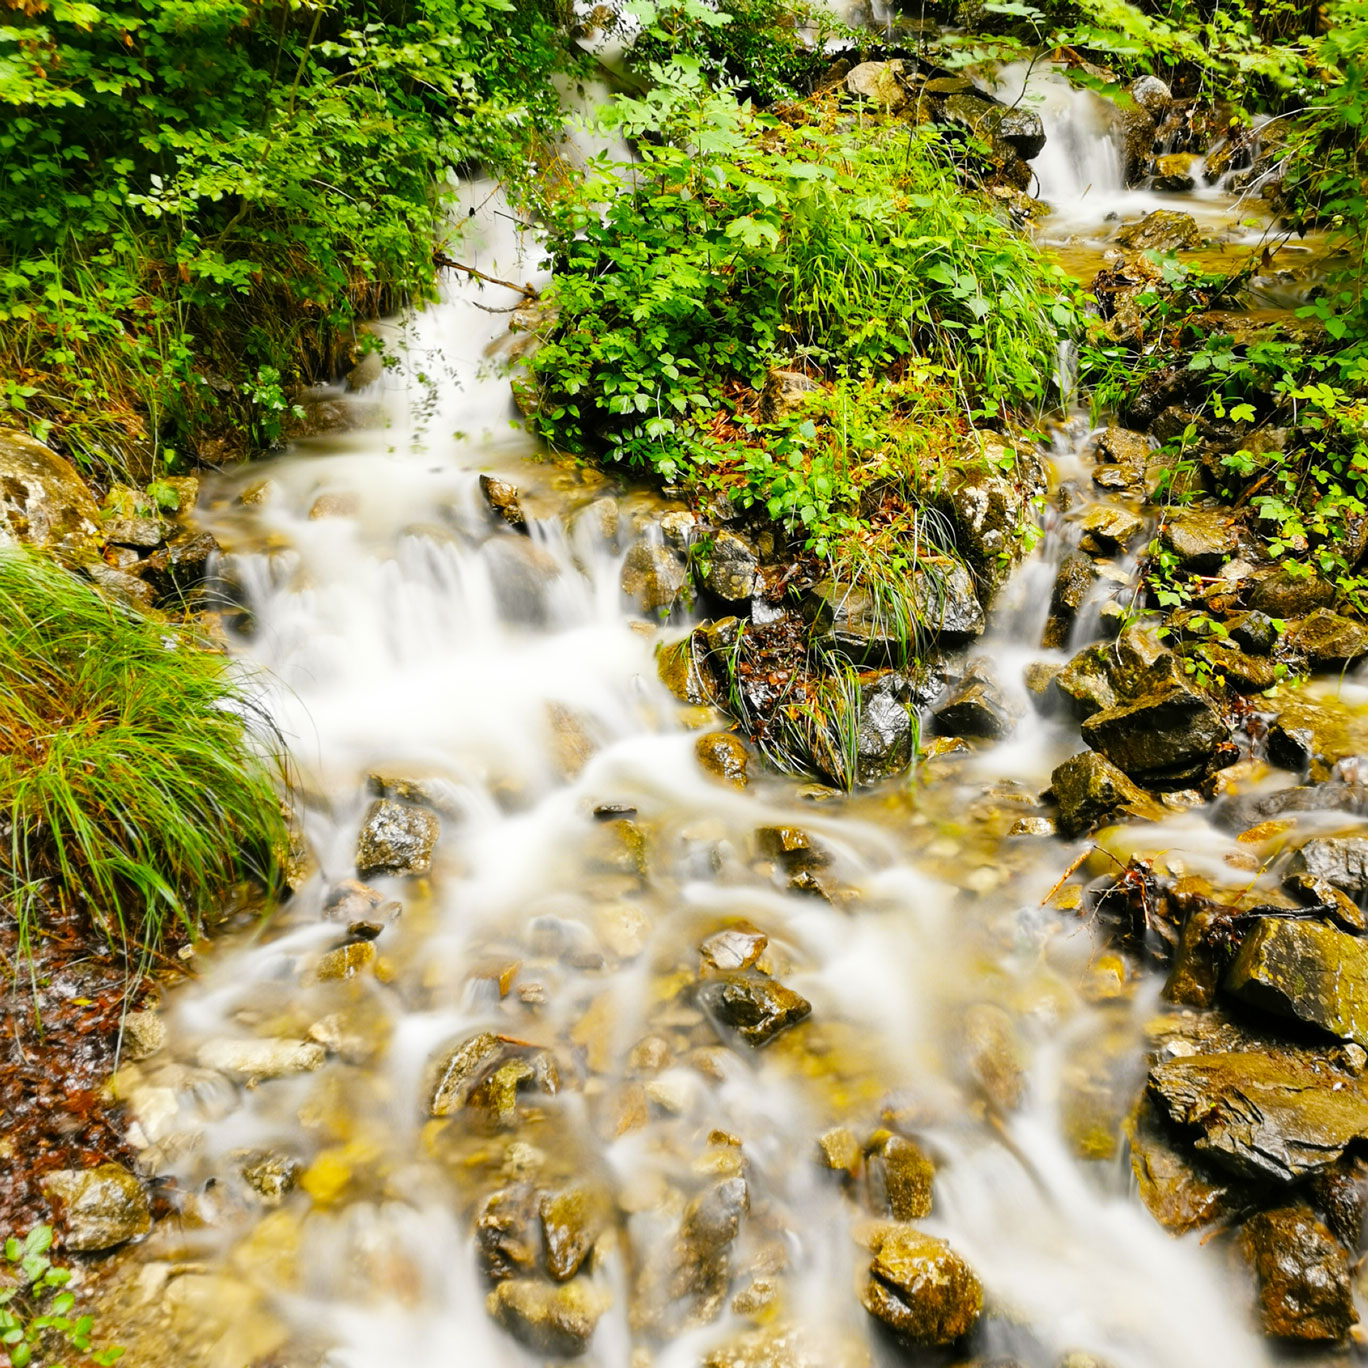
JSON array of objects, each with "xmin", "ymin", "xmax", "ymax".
[
  {"xmin": 1226, "ymin": 917, "xmax": 1368, "ymax": 1047},
  {"xmin": 476, "ymin": 1184, "xmax": 540, "ymax": 1281},
  {"xmin": 696, "ymin": 974, "xmax": 811, "ymax": 1047},
  {"xmin": 860, "ymin": 1226, "xmax": 982, "ymax": 1346},
  {"xmin": 487, "ymin": 1277, "xmax": 609, "ymax": 1356},
  {"xmin": 541, "ymin": 1186, "xmax": 605, "ymax": 1281},
  {"xmin": 354, "ymin": 799, "xmax": 439, "ymax": 877},
  {"xmin": 869, "ymin": 1134, "xmax": 935, "ymax": 1220},
  {"xmin": 1148, "ymin": 1050, "xmax": 1368, "ymax": 1182},
  {"xmin": 1241, "ymin": 1207, "xmax": 1357, "ymax": 1341},
  {"xmin": 1042, "ymin": 551, "xmax": 1096, "ymax": 649},
  {"xmin": 1080, "ymin": 685, "xmax": 1230, "ymax": 786},
  {"xmin": 41, "ymin": 1164, "xmax": 150, "ymax": 1251},
  {"xmin": 427, "ymin": 1031, "xmax": 507, "ymax": 1115},
  {"xmin": 961, "ymin": 1002, "xmax": 1025, "ymax": 1113},
  {"xmin": 1051, "ymin": 751, "xmax": 1153, "ymax": 837},
  {"xmin": 703, "ymin": 1323, "xmax": 870, "ymax": 1368},
  {"xmin": 197, "ymin": 1037, "xmax": 326, "ymax": 1081}
]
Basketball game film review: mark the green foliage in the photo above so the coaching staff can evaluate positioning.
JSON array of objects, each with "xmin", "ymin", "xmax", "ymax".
[
  {"xmin": 0, "ymin": 551, "xmax": 288, "ymax": 959},
  {"xmin": 0, "ymin": 0, "xmax": 573, "ymax": 475},
  {"xmin": 528, "ymin": 55, "xmax": 1074, "ymax": 553},
  {"xmin": 0, "ymin": 1225, "xmax": 122, "ymax": 1368}
]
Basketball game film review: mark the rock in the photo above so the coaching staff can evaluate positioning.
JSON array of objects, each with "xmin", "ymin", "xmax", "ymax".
[
  {"xmin": 942, "ymin": 466, "xmax": 1025, "ymax": 568},
  {"xmin": 998, "ymin": 107, "xmax": 1047, "ymax": 159},
  {"xmin": 314, "ymin": 941, "xmax": 375, "ymax": 981},
  {"xmin": 808, "ymin": 571, "xmax": 981, "ymax": 658},
  {"xmin": 86, "ymin": 562, "xmax": 155, "ymax": 608},
  {"xmin": 702, "ymin": 531, "xmax": 759, "ymax": 602},
  {"xmin": 541, "ymin": 1186, "xmax": 604, "ymax": 1281},
  {"xmin": 1242, "ymin": 1207, "xmax": 1356, "ymax": 1341},
  {"xmin": 1226, "ymin": 610, "xmax": 1279, "ymax": 654},
  {"xmin": 1127, "ymin": 75, "xmax": 1172, "ymax": 120},
  {"xmin": 869, "ymin": 1134, "xmax": 935, "ymax": 1220},
  {"xmin": 103, "ymin": 515, "xmax": 166, "ymax": 548},
  {"xmin": 818, "ymin": 1127, "xmax": 862, "ymax": 1173},
  {"xmin": 961, "ymin": 1002, "xmax": 1025, "ymax": 1112},
  {"xmin": 845, "ymin": 60, "xmax": 909, "ymax": 111},
  {"xmin": 121, "ymin": 1009, "xmax": 166, "ymax": 1062},
  {"xmin": 696, "ymin": 974, "xmax": 811, "ymax": 1047},
  {"xmin": 427, "ymin": 1031, "xmax": 508, "ymax": 1115},
  {"xmin": 700, "ymin": 924, "xmax": 769, "ymax": 973},
  {"xmin": 695, "ymin": 732, "xmax": 749, "ymax": 788},
  {"xmin": 1250, "ymin": 568, "xmax": 1336, "ymax": 618},
  {"xmin": 1126, "ymin": 1095, "xmax": 1247, "ymax": 1234},
  {"xmin": 658, "ymin": 630, "xmax": 719, "ymax": 705},
  {"xmin": 909, "ymin": 560, "xmax": 984, "ymax": 642},
  {"xmin": 1282, "ymin": 871, "xmax": 1367, "ymax": 934},
  {"xmin": 197, "ymin": 1037, "xmax": 326, "ymax": 1081},
  {"xmin": 138, "ymin": 530, "xmax": 220, "ymax": 603},
  {"xmin": 1217, "ymin": 781, "xmax": 1368, "ymax": 832},
  {"xmin": 486, "ymin": 1278, "xmax": 609, "ymax": 1356},
  {"xmin": 567, "ymin": 496, "xmax": 619, "ymax": 547},
  {"xmin": 1226, "ymin": 917, "xmax": 1368, "ymax": 1048},
  {"xmin": 1051, "ymin": 751, "xmax": 1152, "ymax": 837},
  {"xmin": 621, "ymin": 540, "xmax": 687, "ymax": 615},
  {"xmin": 759, "ymin": 368, "xmax": 821, "ymax": 422},
  {"xmin": 860, "ymin": 1227, "xmax": 982, "ymax": 1346},
  {"xmin": 476, "ymin": 1184, "xmax": 540, "ymax": 1281},
  {"xmin": 354, "ymin": 799, "xmax": 438, "ymax": 877},
  {"xmin": 1160, "ymin": 510, "xmax": 1237, "ymax": 571},
  {"xmin": 1287, "ymin": 837, "xmax": 1368, "ymax": 895},
  {"xmin": 308, "ymin": 491, "xmax": 359, "ymax": 520},
  {"xmin": 943, "ymin": 91, "xmax": 1046, "ymax": 159},
  {"xmin": 1042, "ymin": 551, "xmax": 1096, "ymax": 649},
  {"xmin": 1053, "ymin": 646, "xmax": 1118, "ymax": 720},
  {"xmin": 1196, "ymin": 639, "xmax": 1279, "ymax": 693},
  {"xmin": 1078, "ymin": 504, "xmax": 1143, "ymax": 553},
  {"xmin": 323, "ymin": 878, "xmax": 401, "ymax": 923},
  {"xmin": 702, "ymin": 1323, "xmax": 870, "ymax": 1368},
  {"xmin": 1287, "ymin": 609, "xmax": 1368, "ymax": 666},
  {"xmin": 41, "ymin": 1164, "xmax": 150, "ymax": 1251},
  {"xmin": 1117, "ymin": 101, "xmax": 1157, "ymax": 183},
  {"xmin": 238, "ymin": 1150, "xmax": 302, "ymax": 1202},
  {"xmin": 0, "ymin": 427, "xmax": 102, "ymax": 552},
  {"xmin": 932, "ymin": 672, "xmax": 1013, "ymax": 740},
  {"xmin": 1152, "ymin": 152, "xmax": 1199, "ymax": 191},
  {"xmin": 479, "ymin": 474, "xmax": 526, "ymax": 530},
  {"xmin": 1115, "ymin": 210, "xmax": 1200, "ymax": 252},
  {"xmin": 682, "ymin": 1176, "xmax": 750, "ymax": 1253},
  {"xmin": 1095, "ymin": 427, "xmax": 1151, "ymax": 466},
  {"xmin": 1080, "ymin": 685, "xmax": 1230, "ymax": 786},
  {"xmin": 1148, "ymin": 1049, "xmax": 1368, "ymax": 1182}
]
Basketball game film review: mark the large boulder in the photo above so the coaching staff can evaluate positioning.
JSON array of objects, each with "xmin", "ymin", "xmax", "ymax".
[
  {"xmin": 1287, "ymin": 610, "xmax": 1368, "ymax": 667},
  {"xmin": 1249, "ymin": 567, "xmax": 1336, "ymax": 618},
  {"xmin": 940, "ymin": 465, "xmax": 1025, "ymax": 569},
  {"xmin": 846, "ymin": 61, "xmax": 909, "ymax": 111},
  {"xmin": 1225, "ymin": 917, "xmax": 1368, "ymax": 1048},
  {"xmin": 1160, "ymin": 509, "xmax": 1237, "ymax": 571},
  {"xmin": 41, "ymin": 1164, "xmax": 151, "ymax": 1251},
  {"xmin": 0, "ymin": 427, "xmax": 101, "ymax": 553},
  {"xmin": 853, "ymin": 671, "xmax": 915, "ymax": 782},
  {"xmin": 1080, "ymin": 685, "xmax": 1230, "ymax": 787},
  {"xmin": 943, "ymin": 91, "xmax": 1046, "ymax": 159},
  {"xmin": 860, "ymin": 1226, "xmax": 982, "ymax": 1346},
  {"xmin": 806, "ymin": 565, "xmax": 983, "ymax": 660},
  {"xmin": 1114, "ymin": 210, "xmax": 1200, "ymax": 252},
  {"xmin": 1241, "ymin": 1207, "xmax": 1357, "ymax": 1342},
  {"xmin": 701, "ymin": 530, "xmax": 759, "ymax": 602},
  {"xmin": 1051, "ymin": 751, "xmax": 1154, "ymax": 837}
]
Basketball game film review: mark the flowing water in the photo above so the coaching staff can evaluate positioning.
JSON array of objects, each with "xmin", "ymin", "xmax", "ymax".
[{"xmin": 97, "ymin": 68, "xmax": 1353, "ymax": 1368}]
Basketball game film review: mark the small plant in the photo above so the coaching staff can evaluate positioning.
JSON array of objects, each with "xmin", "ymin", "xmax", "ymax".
[
  {"xmin": 0, "ymin": 1225, "xmax": 123, "ymax": 1367},
  {"xmin": 0, "ymin": 552, "xmax": 289, "ymax": 960}
]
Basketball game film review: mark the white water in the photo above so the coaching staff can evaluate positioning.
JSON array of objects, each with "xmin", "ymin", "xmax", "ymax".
[{"xmin": 101, "ymin": 63, "xmax": 1333, "ymax": 1368}]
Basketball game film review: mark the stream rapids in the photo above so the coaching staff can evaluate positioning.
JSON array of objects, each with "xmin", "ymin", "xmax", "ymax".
[{"xmin": 89, "ymin": 63, "xmax": 1360, "ymax": 1368}]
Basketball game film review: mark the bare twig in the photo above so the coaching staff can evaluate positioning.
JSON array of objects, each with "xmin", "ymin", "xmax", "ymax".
[{"xmin": 432, "ymin": 252, "xmax": 539, "ymax": 300}]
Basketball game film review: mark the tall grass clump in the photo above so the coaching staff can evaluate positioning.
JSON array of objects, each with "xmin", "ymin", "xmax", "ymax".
[{"xmin": 0, "ymin": 552, "xmax": 287, "ymax": 960}]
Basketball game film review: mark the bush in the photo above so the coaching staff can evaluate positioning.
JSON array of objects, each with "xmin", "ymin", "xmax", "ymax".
[{"xmin": 0, "ymin": 552, "xmax": 287, "ymax": 959}]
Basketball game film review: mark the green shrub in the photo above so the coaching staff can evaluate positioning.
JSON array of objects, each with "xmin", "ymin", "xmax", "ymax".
[{"xmin": 0, "ymin": 552, "xmax": 287, "ymax": 959}]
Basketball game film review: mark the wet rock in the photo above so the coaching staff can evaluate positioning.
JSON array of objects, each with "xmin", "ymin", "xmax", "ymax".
[
  {"xmin": 1152, "ymin": 152, "xmax": 1199, "ymax": 191},
  {"xmin": 0, "ymin": 426, "xmax": 101, "ymax": 552},
  {"xmin": 121, "ymin": 1009, "xmax": 166, "ymax": 1062},
  {"xmin": 323, "ymin": 878, "xmax": 401, "ymax": 923},
  {"xmin": 567, "ymin": 496, "xmax": 619, "ymax": 547},
  {"xmin": 1081, "ymin": 685, "xmax": 1230, "ymax": 786},
  {"xmin": 759, "ymin": 367, "xmax": 821, "ymax": 422},
  {"xmin": 238, "ymin": 1150, "xmax": 302, "ymax": 1203},
  {"xmin": 1160, "ymin": 509, "xmax": 1237, "ymax": 571},
  {"xmin": 1287, "ymin": 837, "xmax": 1368, "ymax": 896},
  {"xmin": 1226, "ymin": 917, "xmax": 1368, "ymax": 1048},
  {"xmin": 932, "ymin": 672, "xmax": 1014, "ymax": 740},
  {"xmin": 1094, "ymin": 427, "xmax": 1151, "ymax": 466},
  {"xmin": 860, "ymin": 1227, "xmax": 983, "ymax": 1346},
  {"xmin": 621, "ymin": 540, "xmax": 687, "ymax": 615},
  {"xmin": 308, "ymin": 491, "xmax": 359, "ymax": 520},
  {"xmin": 1242, "ymin": 1207, "xmax": 1357, "ymax": 1341},
  {"xmin": 314, "ymin": 941, "xmax": 375, "ymax": 981},
  {"xmin": 1311, "ymin": 1165, "xmax": 1365, "ymax": 1250},
  {"xmin": 138, "ymin": 530, "xmax": 221, "ymax": 603},
  {"xmin": 869, "ymin": 1134, "xmax": 935, "ymax": 1220},
  {"xmin": 695, "ymin": 732, "xmax": 749, "ymax": 789},
  {"xmin": 1051, "ymin": 750, "xmax": 1152, "ymax": 837},
  {"xmin": 1282, "ymin": 871, "xmax": 1367, "ymax": 934},
  {"xmin": 487, "ymin": 1278, "xmax": 609, "ymax": 1356},
  {"xmin": 1053, "ymin": 646, "xmax": 1117, "ymax": 720},
  {"xmin": 1219, "ymin": 781, "xmax": 1368, "ymax": 832},
  {"xmin": 1127, "ymin": 74, "xmax": 1172, "ymax": 120},
  {"xmin": 942, "ymin": 464, "xmax": 1026, "ymax": 570},
  {"xmin": 427, "ymin": 1031, "xmax": 508, "ymax": 1115},
  {"xmin": 682, "ymin": 1176, "xmax": 750, "ymax": 1253},
  {"xmin": 41, "ymin": 1164, "xmax": 150, "ymax": 1251},
  {"xmin": 696, "ymin": 974, "xmax": 812, "ymax": 1047},
  {"xmin": 818, "ymin": 1127, "xmax": 862, "ymax": 1174},
  {"xmin": 1126, "ymin": 1095, "xmax": 1247, "ymax": 1234},
  {"xmin": 477, "ymin": 1184, "xmax": 541, "ymax": 1281},
  {"xmin": 1287, "ymin": 610, "xmax": 1368, "ymax": 667},
  {"xmin": 1249, "ymin": 567, "xmax": 1335, "ymax": 618},
  {"xmin": 702, "ymin": 531, "xmax": 760, "ymax": 602},
  {"xmin": 541, "ymin": 1186, "xmax": 604, "ymax": 1281},
  {"xmin": 104, "ymin": 514, "xmax": 166, "ymax": 548},
  {"xmin": 854, "ymin": 672, "xmax": 914, "ymax": 782},
  {"xmin": 1042, "ymin": 551, "xmax": 1096, "ymax": 649},
  {"xmin": 86, "ymin": 562, "xmax": 155, "ymax": 608},
  {"xmin": 1114, "ymin": 210, "xmax": 1200, "ymax": 252},
  {"xmin": 700, "ymin": 923, "xmax": 769, "ymax": 974},
  {"xmin": 1195, "ymin": 639, "xmax": 1279, "ymax": 693},
  {"xmin": 197, "ymin": 1037, "xmax": 326, "ymax": 1081},
  {"xmin": 998, "ymin": 107, "xmax": 1047, "ymax": 160},
  {"xmin": 703, "ymin": 1323, "xmax": 870, "ymax": 1368},
  {"xmin": 1148, "ymin": 1049, "xmax": 1368, "ymax": 1182},
  {"xmin": 909, "ymin": 559, "xmax": 984, "ymax": 643},
  {"xmin": 658, "ymin": 630, "xmax": 719, "ymax": 705},
  {"xmin": 354, "ymin": 799, "xmax": 439, "ymax": 877},
  {"xmin": 1229, "ymin": 610, "xmax": 1279, "ymax": 654},
  {"xmin": 961, "ymin": 1003, "xmax": 1025, "ymax": 1113},
  {"xmin": 845, "ymin": 59, "xmax": 909, "ymax": 111},
  {"xmin": 943, "ymin": 91, "xmax": 1046, "ymax": 160},
  {"xmin": 1078, "ymin": 504, "xmax": 1143, "ymax": 554},
  {"xmin": 479, "ymin": 474, "xmax": 526, "ymax": 530}
]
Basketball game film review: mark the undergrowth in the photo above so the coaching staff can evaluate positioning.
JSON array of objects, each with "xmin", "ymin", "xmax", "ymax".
[{"xmin": 0, "ymin": 552, "xmax": 287, "ymax": 964}]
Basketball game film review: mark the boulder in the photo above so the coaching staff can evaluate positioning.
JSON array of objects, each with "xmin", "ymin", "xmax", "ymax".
[
  {"xmin": 1080, "ymin": 685, "xmax": 1230, "ymax": 786},
  {"xmin": 1160, "ymin": 509, "xmax": 1237, "ymax": 571},
  {"xmin": 846, "ymin": 60, "xmax": 908, "ymax": 110},
  {"xmin": 860, "ymin": 1227, "xmax": 982, "ymax": 1346},
  {"xmin": 1127, "ymin": 75, "xmax": 1172, "ymax": 120},
  {"xmin": 1126, "ymin": 1095, "xmax": 1248, "ymax": 1234},
  {"xmin": 1241, "ymin": 1207, "xmax": 1357, "ymax": 1341},
  {"xmin": 1226, "ymin": 917, "xmax": 1368, "ymax": 1048},
  {"xmin": 1217, "ymin": 781, "xmax": 1368, "ymax": 832},
  {"xmin": 355, "ymin": 799, "xmax": 439, "ymax": 877},
  {"xmin": 486, "ymin": 1278, "xmax": 609, "ymax": 1356},
  {"xmin": 621, "ymin": 541, "xmax": 687, "ymax": 615},
  {"xmin": 932, "ymin": 674, "xmax": 1013, "ymax": 739},
  {"xmin": 1051, "ymin": 751, "xmax": 1153, "ymax": 837},
  {"xmin": 943, "ymin": 92, "xmax": 1046, "ymax": 159},
  {"xmin": 1117, "ymin": 101, "xmax": 1157, "ymax": 184},
  {"xmin": 479, "ymin": 474, "xmax": 527, "ymax": 530},
  {"xmin": 0, "ymin": 427, "xmax": 101, "ymax": 552},
  {"xmin": 1287, "ymin": 609, "xmax": 1368, "ymax": 666},
  {"xmin": 1287, "ymin": 837, "xmax": 1368, "ymax": 895},
  {"xmin": 942, "ymin": 465, "xmax": 1024, "ymax": 568},
  {"xmin": 41, "ymin": 1164, "xmax": 151, "ymax": 1251},
  {"xmin": 1114, "ymin": 210, "xmax": 1200, "ymax": 252},
  {"xmin": 1148, "ymin": 1049, "xmax": 1368, "ymax": 1182},
  {"xmin": 1053, "ymin": 645, "xmax": 1118, "ymax": 720},
  {"xmin": 853, "ymin": 671, "xmax": 914, "ymax": 782},
  {"xmin": 695, "ymin": 732, "xmax": 749, "ymax": 789},
  {"xmin": 1078, "ymin": 504, "xmax": 1143, "ymax": 554},
  {"xmin": 702, "ymin": 530, "xmax": 759, "ymax": 602},
  {"xmin": 696, "ymin": 973, "xmax": 811, "ymax": 1047},
  {"xmin": 1249, "ymin": 568, "xmax": 1335, "ymax": 618}
]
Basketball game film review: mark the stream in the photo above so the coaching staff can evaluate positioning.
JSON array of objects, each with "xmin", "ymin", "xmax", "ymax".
[{"xmin": 94, "ymin": 60, "xmax": 1357, "ymax": 1368}]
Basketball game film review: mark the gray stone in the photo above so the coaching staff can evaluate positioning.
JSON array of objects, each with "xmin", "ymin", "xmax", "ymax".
[
  {"xmin": 41, "ymin": 1164, "xmax": 150, "ymax": 1251},
  {"xmin": 909, "ymin": 559, "xmax": 984, "ymax": 643},
  {"xmin": 1127, "ymin": 75, "xmax": 1172, "ymax": 119},
  {"xmin": 932, "ymin": 675, "xmax": 1013, "ymax": 739},
  {"xmin": 1229, "ymin": 610, "xmax": 1279, "ymax": 653},
  {"xmin": 0, "ymin": 427, "xmax": 101, "ymax": 552},
  {"xmin": 846, "ymin": 60, "xmax": 909, "ymax": 110},
  {"xmin": 855, "ymin": 672, "xmax": 914, "ymax": 782},
  {"xmin": 355, "ymin": 799, "xmax": 439, "ymax": 877},
  {"xmin": 1287, "ymin": 838, "xmax": 1368, "ymax": 895},
  {"xmin": 942, "ymin": 466, "xmax": 1025, "ymax": 568},
  {"xmin": 1161, "ymin": 510, "xmax": 1237, "ymax": 571},
  {"xmin": 702, "ymin": 530, "xmax": 759, "ymax": 602}
]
